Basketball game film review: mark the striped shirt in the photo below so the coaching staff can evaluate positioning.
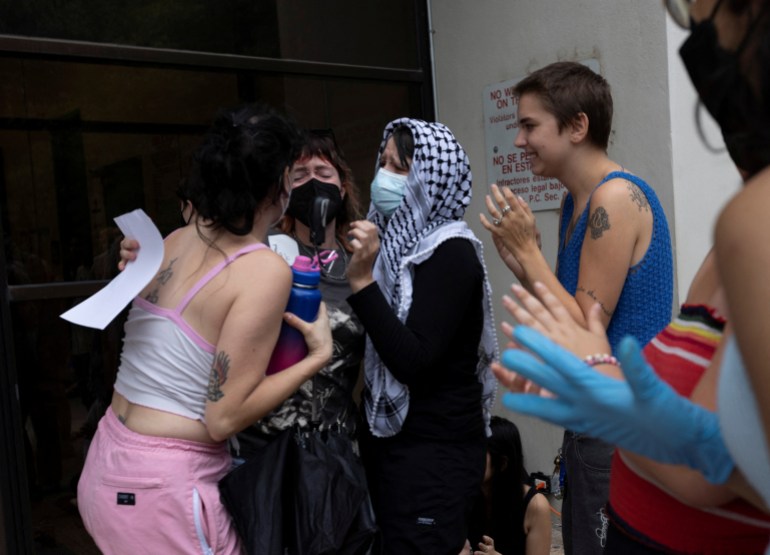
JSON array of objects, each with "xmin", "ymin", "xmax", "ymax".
[{"xmin": 609, "ymin": 304, "xmax": 770, "ymax": 554}]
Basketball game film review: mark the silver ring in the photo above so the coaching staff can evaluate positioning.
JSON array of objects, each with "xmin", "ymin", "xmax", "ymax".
[
  {"xmin": 493, "ymin": 218, "xmax": 502, "ymax": 226},
  {"xmin": 501, "ymin": 205, "xmax": 512, "ymax": 216}
]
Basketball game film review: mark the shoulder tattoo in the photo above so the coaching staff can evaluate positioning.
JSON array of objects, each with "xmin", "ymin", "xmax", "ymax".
[
  {"xmin": 576, "ymin": 286, "xmax": 613, "ymax": 318},
  {"xmin": 627, "ymin": 183, "xmax": 650, "ymax": 212},
  {"xmin": 589, "ymin": 206, "xmax": 610, "ymax": 239},
  {"xmin": 157, "ymin": 257, "xmax": 178, "ymax": 285},
  {"xmin": 145, "ymin": 258, "xmax": 178, "ymax": 304},
  {"xmin": 206, "ymin": 351, "xmax": 231, "ymax": 402}
]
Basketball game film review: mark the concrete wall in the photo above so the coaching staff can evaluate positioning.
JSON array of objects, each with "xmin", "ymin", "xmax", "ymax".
[{"xmin": 429, "ymin": 0, "xmax": 738, "ymax": 474}]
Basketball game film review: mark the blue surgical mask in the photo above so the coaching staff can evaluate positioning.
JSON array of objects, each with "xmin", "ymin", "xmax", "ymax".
[{"xmin": 371, "ymin": 168, "xmax": 407, "ymax": 218}]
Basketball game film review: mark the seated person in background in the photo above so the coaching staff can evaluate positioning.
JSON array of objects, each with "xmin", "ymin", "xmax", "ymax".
[{"xmin": 468, "ymin": 416, "xmax": 551, "ymax": 555}]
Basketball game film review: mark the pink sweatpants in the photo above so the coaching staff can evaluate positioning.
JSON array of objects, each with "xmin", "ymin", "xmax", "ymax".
[{"xmin": 77, "ymin": 408, "xmax": 242, "ymax": 554}]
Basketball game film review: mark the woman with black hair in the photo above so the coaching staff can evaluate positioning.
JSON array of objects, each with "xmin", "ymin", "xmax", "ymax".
[
  {"xmin": 77, "ymin": 104, "xmax": 332, "ymax": 555},
  {"xmin": 468, "ymin": 416, "xmax": 551, "ymax": 555}
]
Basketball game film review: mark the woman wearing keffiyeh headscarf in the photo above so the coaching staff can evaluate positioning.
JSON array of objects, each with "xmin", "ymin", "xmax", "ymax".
[{"xmin": 346, "ymin": 118, "xmax": 499, "ymax": 554}]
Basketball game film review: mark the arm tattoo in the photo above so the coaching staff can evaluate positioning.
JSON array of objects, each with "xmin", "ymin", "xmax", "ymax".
[
  {"xmin": 627, "ymin": 183, "xmax": 650, "ymax": 212},
  {"xmin": 145, "ymin": 258, "xmax": 177, "ymax": 304},
  {"xmin": 576, "ymin": 286, "xmax": 613, "ymax": 318},
  {"xmin": 589, "ymin": 206, "xmax": 611, "ymax": 239},
  {"xmin": 206, "ymin": 351, "xmax": 231, "ymax": 402}
]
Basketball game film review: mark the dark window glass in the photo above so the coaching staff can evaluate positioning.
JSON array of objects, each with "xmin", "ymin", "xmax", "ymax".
[
  {"xmin": 0, "ymin": 59, "xmax": 418, "ymax": 285},
  {"xmin": 0, "ymin": 0, "xmax": 420, "ymax": 68}
]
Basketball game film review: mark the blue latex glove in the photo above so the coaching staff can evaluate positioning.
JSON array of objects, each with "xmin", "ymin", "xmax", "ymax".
[{"xmin": 501, "ymin": 325, "xmax": 734, "ymax": 484}]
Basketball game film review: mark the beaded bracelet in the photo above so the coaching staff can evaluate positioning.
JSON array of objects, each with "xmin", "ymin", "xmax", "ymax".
[{"xmin": 583, "ymin": 353, "xmax": 621, "ymax": 368}]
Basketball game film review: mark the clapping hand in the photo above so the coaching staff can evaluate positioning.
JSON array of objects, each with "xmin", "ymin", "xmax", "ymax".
[
  {"xmin": 493, "ymin": 281, "xmax": 615, "ymax": 396},
  {"xmin": 480, "ymin": 184, "xmax": 540, "ymax": 261}
]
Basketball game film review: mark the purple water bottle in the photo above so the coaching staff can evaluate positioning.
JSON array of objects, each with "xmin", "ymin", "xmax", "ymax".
[{"xmin": 265, "ymin": 255, "xmax": 322, "ymax": 375}]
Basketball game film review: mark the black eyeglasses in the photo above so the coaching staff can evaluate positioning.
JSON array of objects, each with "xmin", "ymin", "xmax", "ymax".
[{"xmin": 664, "ymin": 0, "xmax": 694, "ymax": 29}]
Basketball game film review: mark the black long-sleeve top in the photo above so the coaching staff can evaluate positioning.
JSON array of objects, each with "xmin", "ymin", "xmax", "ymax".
[{"xmin": 348, "ymin": 238, "xmax": 485, "ymax": 441}]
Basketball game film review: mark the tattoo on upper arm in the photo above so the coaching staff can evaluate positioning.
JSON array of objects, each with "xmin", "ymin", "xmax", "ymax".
[
  {"xmin": 206, "ymin": 351, "xmax": 231, "ymax": 402},
  {"xmin": 627, "ymin": 183, "xmax": 650, "ymax": 212},
  {"xmin": 576, "ymin": 286, "xmax": 613, "ymax": 317},
  {"xmin": 589, "ymin": 207, "xmax": 610, "ymax": 239}
]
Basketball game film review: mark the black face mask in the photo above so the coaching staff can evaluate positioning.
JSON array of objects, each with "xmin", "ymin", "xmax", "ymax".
[
  {"xmin": 679, "ymin": 0, "xmax": 770, "ymax": 177},
  {"xmin": 287, "ymin": 178, "xmax": 344, "ymax": 242}
]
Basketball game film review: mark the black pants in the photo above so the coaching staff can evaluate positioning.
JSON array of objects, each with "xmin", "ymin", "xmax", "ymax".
[
  {"xmin": 604, "ymin": 503, "xmax": 670, "ymax": 554},
  {"xmin": 360, "ymin": 428, "xmax": 486, "ymax": 555},
  {"xmin": 561, "ymin": 431, "xmax": 614, "ymax": 555}
]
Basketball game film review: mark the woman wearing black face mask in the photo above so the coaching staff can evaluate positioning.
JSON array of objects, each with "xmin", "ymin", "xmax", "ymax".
[
  {"xmin": 490, "ymin": 1, "xmax": 770, "ymax": 554},
  {"xmin": 235, "ymin": 129, "xmax": 368, "ymax": 449},
  {"xmin": 230, "ymin": 131, "xmax": 376, "ymax": 553}
]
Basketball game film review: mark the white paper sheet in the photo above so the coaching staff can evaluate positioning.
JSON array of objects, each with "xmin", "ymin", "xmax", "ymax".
[
  {"xmin": 268, "ymin": 233, "xmax": 299, "ymax": 266},
  {"xmin": 60, "ymin": 209, "xmax": 165, "ymax": 330}
]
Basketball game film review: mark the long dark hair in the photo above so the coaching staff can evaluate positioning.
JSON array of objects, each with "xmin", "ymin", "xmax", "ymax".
[{"xmin": 468, "ymin": 416, "xmax": 528, "ymax": 554}]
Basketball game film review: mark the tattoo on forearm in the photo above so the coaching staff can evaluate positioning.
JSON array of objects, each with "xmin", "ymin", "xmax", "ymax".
[
  {"xmin": 576, "ymin": 286, "xmax": 613, "ymax": 317},
  {"xmin": 206, "ymin": 351, "xmax": 230, "ymax": 402},
  {"xmin": 627, "ymin": 183, "xmax": 650, "ymax": 212},
  {"xmin": 589, "ymin": 206, "xmax": 610, "ymax": 239}
]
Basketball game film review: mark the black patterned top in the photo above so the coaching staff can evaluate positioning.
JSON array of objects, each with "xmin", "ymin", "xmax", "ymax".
[{"xmin": 236, "ymin": 243, "xmax": 366, "ymax": 459}]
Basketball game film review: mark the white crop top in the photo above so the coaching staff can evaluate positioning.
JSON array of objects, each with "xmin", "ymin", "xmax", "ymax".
[
  {"xmin": 718, "ymin": 335, "xmax": 770, "ymax": 508},
  {"xmin": 113, "ymin": 242, "xmax": 267, "ymax": 421}
]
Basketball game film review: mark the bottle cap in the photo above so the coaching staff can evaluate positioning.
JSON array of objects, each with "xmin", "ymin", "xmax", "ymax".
[
  {"xmin": 292, "ymin": 255, "xmax": 321, "ymax": 286},
  {"xmin": 292, "ymin": 255, "xmax": 319, "ymax": 272}
]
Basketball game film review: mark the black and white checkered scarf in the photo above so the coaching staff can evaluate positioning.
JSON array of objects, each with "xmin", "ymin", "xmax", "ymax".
[{"xmin": 362, "ymin": 118, "xmax": 498, "ymax": 438}]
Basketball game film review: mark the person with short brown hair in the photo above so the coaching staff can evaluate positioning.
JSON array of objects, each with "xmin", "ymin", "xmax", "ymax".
[{"xmin": 481, "ymin": 60, "xmax": 673, "ymax": 555}]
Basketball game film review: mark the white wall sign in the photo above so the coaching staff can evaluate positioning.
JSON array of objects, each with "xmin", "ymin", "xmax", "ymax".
[{"xmin": 482, "ymin": 59, "xmax": 600, "ymax": 211}]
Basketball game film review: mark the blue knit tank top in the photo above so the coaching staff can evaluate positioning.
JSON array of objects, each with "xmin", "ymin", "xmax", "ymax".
[{"xmin": 556, "ymin": 171, "xmax": 673, "ymax": 350}]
